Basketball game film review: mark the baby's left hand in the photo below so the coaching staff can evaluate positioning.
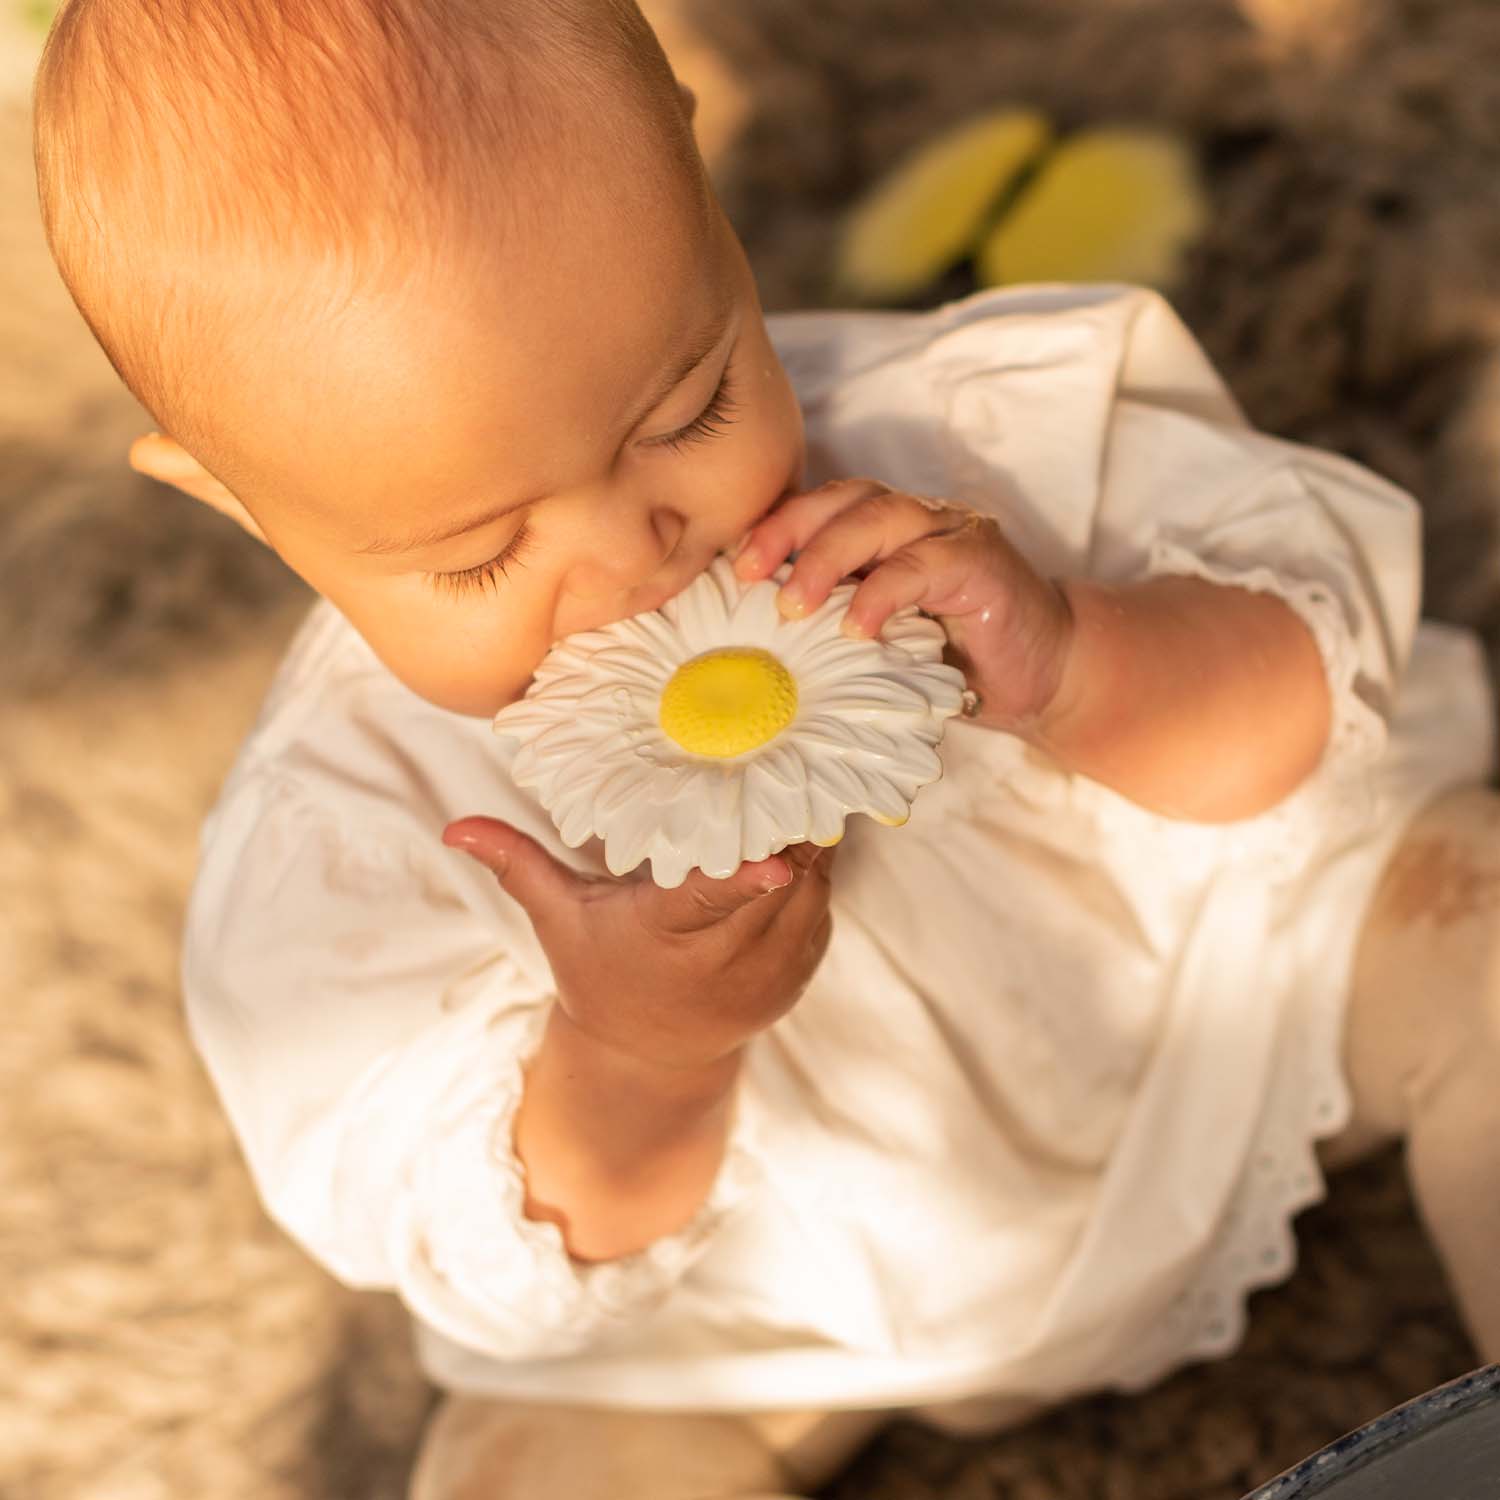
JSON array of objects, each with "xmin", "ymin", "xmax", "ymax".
[{"xmin": 732, "ymin": 478, "xmax": 1073, "ymax": 732}]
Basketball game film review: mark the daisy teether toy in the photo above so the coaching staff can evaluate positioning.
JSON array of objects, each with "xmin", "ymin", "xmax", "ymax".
[{"xmin": 492, "ymin": 554, "xmax": 968, "ymax": 887}]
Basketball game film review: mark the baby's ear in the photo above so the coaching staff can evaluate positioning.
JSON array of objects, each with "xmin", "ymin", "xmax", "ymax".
[{"xmin": 128, "ymin": 432, "xmax": 267, "ymax": 545}]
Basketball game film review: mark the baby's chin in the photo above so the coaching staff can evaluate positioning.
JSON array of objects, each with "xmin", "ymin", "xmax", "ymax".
[{"xmin": 390, "ymin": 655, "xmax": 541, "ymax": 720}]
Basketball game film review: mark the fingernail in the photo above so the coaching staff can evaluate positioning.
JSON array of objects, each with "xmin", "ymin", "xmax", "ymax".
[
  {"xmin": 759, "ymin": 860, "xmax": 792, "ymax": 892},
  {"xmin": 776, "ymin": 583, "xmax": 807, "ymax": 619},
  {"xmin": 734, "ymin": 543, "xmax": 764, "ymax": 576},
  {"xmin": 840, "ymin": 613, "xmax": 869, "ymax": 639},
  {"xmin": 444, "ymin": 828, "xmax": 506, "ymax": 874}
]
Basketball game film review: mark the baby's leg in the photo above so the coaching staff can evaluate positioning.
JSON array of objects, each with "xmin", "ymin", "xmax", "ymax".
[
  {"xmin": 1322, "ymin": 784, "xmax": 1500, "ymax": 1362},
  {"xmin": 407, "ymin": 1394, "xmax": 892, "ymax": 1499}
]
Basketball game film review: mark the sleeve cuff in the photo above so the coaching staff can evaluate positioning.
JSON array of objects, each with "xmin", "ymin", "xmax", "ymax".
[
  {"xmin": 1136, "ymin": 535, "xmax": 1390, "ymax": 876},
  {"xmin": 388, "ymin": 999, "xmax": 766, "ymax": 1361}
]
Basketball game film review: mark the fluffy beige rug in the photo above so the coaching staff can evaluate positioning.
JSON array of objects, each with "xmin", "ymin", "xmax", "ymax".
[{"xmin": 3, "ymin": 2, "xmax": 1497, "ymax": 1497}]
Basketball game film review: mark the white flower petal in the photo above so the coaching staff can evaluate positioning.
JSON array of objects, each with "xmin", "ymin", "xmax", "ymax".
[
  {"xmin": 539, "ymin": 628, "xmax": 618, "ymax": 668},
  {"xmin": 747, "ymin": 741, "xmax": 805, "ymax": 793},
  {"xmin": 581, "ymin": 646, "xmax": 674, "ymax": 691},
  {"xmin": 557, "ymin": 795, "xmax": 600, "ymax": 848},
  {"xmin": 592, "ymin": 759, "xmax": 654, "ymax": 817},
  {"xmin": 695, "ymin": 773, "xmax": 746, "ymax": 879},
  {"xmin": 604, "ymin": 828, "xmax": 652, "ymax": 878},
  {"xmin": 500, "ymin": 550, "xmax": 965, "ymax": 885},
  {"xmin": 778, "ymin": 628, "xmax": 877, "ymax": 678},
  {"xmin": 615, "ymin": 610, "xmax": 692, "ymax": 664},
  {"xmin": 804, "ymin": 675, "xmax": 936, "ymax": 721},
  {"xmin": 672, "ymin": 579, "xmax": 729, "ymax": 645},
  {"xmin": 806, "ymin": 751, "xmax": 872, "ymax": 813},
  {"xmin": 807, "ymin": 779, "xmax": 850, "ymax": 846},
  {"xmin": 530, "ymin": 718, "xmax": 625, "ymax": 765},
  {"xmin": 795, "ymin": 714, "xmax": 905, "ymax": 764},
  {"xmin": 914, "ymin": 666, "xmax": 969, "ymax": 718},
  {"xmin": 897, "ymin": 740, "xmax": 944, "ymax": 786},
  {"xmin": 876, "ymin": 607, "xmax": 947, "ymax": 661},
  {"xmin": 665, "ymin": 566, "xmax": 732, "ymax": 645},
  {"xmin": 603, "ymin": 801, "xmax": 660, "ymax": 876},
  {"xmin": 644, "ymin": 764, "xmax": 688, "ymax": 805},
  {"xmin": 860, "ymin": 769, "xmax": 913, "ymax": 823},
  {"xmin": 647, "ymin": 843, "xmax": 693, "ymax": 889},
  {"xmin": 659, "ymin": 785, "xmax": 707, "ymax": 860},
  {"xmin": 744, "ymin": 760, "xmax": 811, "ymax": 858},
  {"xmin": 725, "ymin": 576, "xmax": 786, "ymax": 645}
]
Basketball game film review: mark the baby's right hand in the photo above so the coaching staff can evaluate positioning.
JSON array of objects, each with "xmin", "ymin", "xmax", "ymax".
[{"xmin": 443, "ymin": 819, "xmax": 836, "ymax": 1072}]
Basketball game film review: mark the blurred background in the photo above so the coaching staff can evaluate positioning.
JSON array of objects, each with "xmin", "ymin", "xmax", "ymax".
[{"xmin": 3, "ymin": 1, "xmax": 1499, "ymax": 1496}]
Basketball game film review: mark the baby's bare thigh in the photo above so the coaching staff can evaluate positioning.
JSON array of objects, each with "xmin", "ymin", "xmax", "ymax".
[{"xmin": 1321, "ymin": 783, "xmax": 1500, "ymax": 1169}]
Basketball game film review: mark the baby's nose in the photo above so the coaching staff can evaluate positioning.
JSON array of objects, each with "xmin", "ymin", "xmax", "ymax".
[
  {"xmin": 577, "ymin": 506, "xmax": 685, "ymax": 597},
  {"xmin": 649, "ymin": 508, "xmax": 686, "ymax": 560}
]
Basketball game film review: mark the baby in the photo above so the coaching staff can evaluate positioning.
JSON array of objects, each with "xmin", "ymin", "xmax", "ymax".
[{"xmin": 33, "ymin": 1, "xmax": 1500, "ymax": 1496}]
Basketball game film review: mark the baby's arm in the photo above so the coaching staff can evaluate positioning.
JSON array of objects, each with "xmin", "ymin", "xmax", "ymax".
[
  {"xmin": 1033, "ymin": 571, "xmax": 1331, "ymax": 821},
  {"xmin": 510, "ymin": 1001, "xmax": 741, "ymax": 1263},
  {"xmin": 737, "ymin": 482, "xmax": 1332, "ymax": 823},
  {"xmin": 445, "ymin": 819, "xmax": 834, "ymax": 1262}
]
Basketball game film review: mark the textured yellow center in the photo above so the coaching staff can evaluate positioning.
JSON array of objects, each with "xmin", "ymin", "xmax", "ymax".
[{"xmin": 659, "ymin": 647, "xmax": 798, "ymax": 758}]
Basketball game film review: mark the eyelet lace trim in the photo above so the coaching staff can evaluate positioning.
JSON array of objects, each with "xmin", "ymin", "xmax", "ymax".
[
  {"xmin": 1073, "ymin": 539, "xmax": 1391, "ymax": 885},
  {"xmin": 1104, "ymin": 539, "xmax": 1387, "ymax": 1388},
  {"xmin": 1114, "ymin": 980, "xmax": 1353, "ymax": 1389}
]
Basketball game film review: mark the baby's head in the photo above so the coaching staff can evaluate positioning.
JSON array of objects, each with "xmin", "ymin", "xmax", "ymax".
[{"xmin": 33, "ymin": 0, "xmax": 804, "ymax": 714}]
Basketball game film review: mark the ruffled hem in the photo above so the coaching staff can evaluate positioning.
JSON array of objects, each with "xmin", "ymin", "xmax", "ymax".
[
  {"xmin": 1113, "ymin": 976, "xmax": 1353, "ymax": 1390},
  {"xmin": 394, "ymin": 990, "xmax": 766, "ymax": 1360}
]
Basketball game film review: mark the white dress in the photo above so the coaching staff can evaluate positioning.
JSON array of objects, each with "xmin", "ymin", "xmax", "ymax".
[{"xmin": 182, "ymin": 285, "xmax": 1494, "ymax": 1414}]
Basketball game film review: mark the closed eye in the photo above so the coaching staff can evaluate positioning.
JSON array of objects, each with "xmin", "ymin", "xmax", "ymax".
[
  {"xmin": 426, "ymin": 355, "xmax": 737, "ymax": 600},
  {"xmin": 645, "ymin": 368, "xmax": 739, "ymax": 455},
  {"xmin": 427, "ymin": 519, "xmax": 534, "ymax": 598}
]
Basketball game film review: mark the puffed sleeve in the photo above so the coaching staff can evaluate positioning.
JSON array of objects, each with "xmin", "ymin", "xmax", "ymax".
[
  {"xmin": 181, "ymin": 769, "xmax": 765, "ymax": 1359},
  {"xmin": 1075, "ymin": 288, "xmax": 1417, "ymax": 867},
  {"xmin": 787, "ymin": 285, "xmax": 1418, "ymax": 866}
]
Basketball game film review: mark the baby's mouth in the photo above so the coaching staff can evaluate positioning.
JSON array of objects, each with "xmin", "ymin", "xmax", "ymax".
[{"xmin": 631, "ymin": 553, "xmax": 706, "ymax": 617}]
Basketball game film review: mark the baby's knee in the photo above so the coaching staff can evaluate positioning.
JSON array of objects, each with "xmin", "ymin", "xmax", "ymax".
[
  {"xmin": 1394, "ymin": 791, "xmax": 1500, "ymax": 1066},
  {"xmin": 1369, "ymin": 787, "xmax": 1500, "ymax": 940},
  {"xmin": 1346, "ymin": 786, "xmax": 1500, "ymax": 1135}
]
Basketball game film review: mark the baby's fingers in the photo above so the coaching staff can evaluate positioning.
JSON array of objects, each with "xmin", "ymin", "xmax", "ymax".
[
  {"xmin": 640, "ymin": 850, "xmax": 796, "ymax": 936},
  {"xmin": 442, "ymin": 816, "xmax": 591, "ymax": 942},
  {"xmin": 771, "ymin": 490, "xmax": 968, "ymax": 622},
  {"xmin": 732, "ymin": 478, "xmax": 891, "ymax": 582},
  {"xmin": 839, "ymin": 519, "xmax": 1004, "ymax": 640},
  {"xmin": 641, "ymin": 841, "xmax": 831, "ymax": 939}
]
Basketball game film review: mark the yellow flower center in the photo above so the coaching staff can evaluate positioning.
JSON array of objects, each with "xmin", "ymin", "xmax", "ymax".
[{"xmin": 659, "ymin": 647, "xmax": 799, "ymax": 758}]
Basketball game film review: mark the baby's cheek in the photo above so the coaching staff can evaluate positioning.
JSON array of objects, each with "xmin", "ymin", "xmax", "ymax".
[
  {"xmin": 732, "ymin": 427, "xmax": 805, "ymax": 539},
  {"xmin": 366, "ymin": 596, "xmax": 546, "ymax": 718}
]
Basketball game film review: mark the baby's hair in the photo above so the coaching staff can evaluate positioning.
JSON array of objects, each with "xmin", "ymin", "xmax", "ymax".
[{"xmin": 32, "ymin": 0, "xmax": 694, "ymax": 482}]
